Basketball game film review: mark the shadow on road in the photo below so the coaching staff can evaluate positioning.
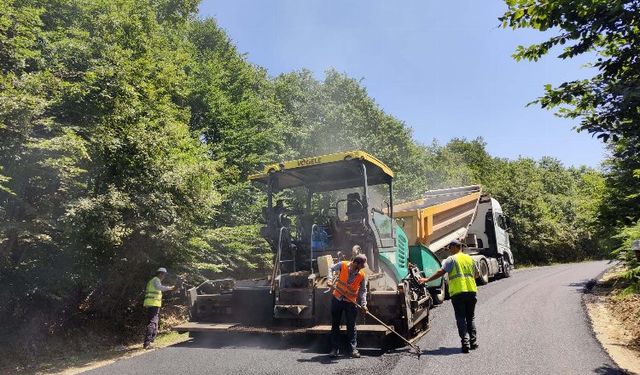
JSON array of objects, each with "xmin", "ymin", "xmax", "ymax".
[
  {"xmin": 296, "ymin": 348, "xmax": 382, "ymax": 364},
  {"xmin": 171, "ymin": 333, "xmax": 386, "ymax": 356},
  {"xmin": 296, "ymin": 354, "xmax": 340, "ymax": 364},
  {"xmin": 593, "ymin": 363, "xmax": 627, "ymax": 374},
  {"xmin": 170, "ymin": 332, "xmax": 410, "ymax": 360},
  {"xmin": 567, "ymin": 278, "xmax": 598, "ymax": 294},
  {"xmin": 171, "ymin": 333, "xmax": 328, "ymax": 352},
  {"xmin": 420, "ymin": 346, "xmax": 462, "ymax": 356}
]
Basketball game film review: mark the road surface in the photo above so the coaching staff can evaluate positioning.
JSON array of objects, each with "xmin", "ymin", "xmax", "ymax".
[{"xmin": 88, "ymin": 261, "xmax": 624, "ymax": 375}]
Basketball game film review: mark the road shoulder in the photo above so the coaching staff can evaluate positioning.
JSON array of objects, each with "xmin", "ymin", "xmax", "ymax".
[
  {"xmin": 50, "ymin": 332, "xmax": 190, "ymax": 375},
  {"xmin": 1, "ymin": 331, "xmax": 189, "ymax": 375},
  {"xmin": 584, "ymin": 263, "xmax": 640, "ymax": 375}
]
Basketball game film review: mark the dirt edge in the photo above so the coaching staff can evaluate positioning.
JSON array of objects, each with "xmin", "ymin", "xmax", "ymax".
[
  {"xmin": 584, "ymin": 263, "xmax": 640, "ymax": 375},
  {"xmin": 53, "ymin": 332, "xmax": 189, "ymax": 375}
]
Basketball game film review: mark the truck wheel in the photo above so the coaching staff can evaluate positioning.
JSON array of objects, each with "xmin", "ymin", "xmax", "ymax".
[
  {"xmin": 502, "ymin": 259, "xmax": 512, "ymax": 278},
  {"xmin": 477, "ymin": 259, "xmax": 489, "ymax": 285},
  {"xmin": 430, "ymin": 283, "xmax": 446, "ymax": 305}
]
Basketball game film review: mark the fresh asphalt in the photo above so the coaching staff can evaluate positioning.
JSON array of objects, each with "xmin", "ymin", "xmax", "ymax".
[{"xmin": 87, "ymin": 260, "xmax": 624, "ymax": 375}]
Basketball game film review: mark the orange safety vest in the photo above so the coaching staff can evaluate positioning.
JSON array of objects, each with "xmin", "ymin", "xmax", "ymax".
[{"xmin": 332, "ymin": 261, "xmax": 365, "ymax": 304}]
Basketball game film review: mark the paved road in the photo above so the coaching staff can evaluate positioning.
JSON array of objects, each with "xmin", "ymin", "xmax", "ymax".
[{"xmin": 88, "ymin": 261, "xmax": 624, "ymax": 375}]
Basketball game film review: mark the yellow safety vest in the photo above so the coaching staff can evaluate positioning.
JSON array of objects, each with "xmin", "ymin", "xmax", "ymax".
[
  {"xmin": 143, "ymin": 277, "xmax": 162, "ymax": 307},
  {"xmin": 447, "ymin": 253, "xmax": 478, "ymax": 297}
]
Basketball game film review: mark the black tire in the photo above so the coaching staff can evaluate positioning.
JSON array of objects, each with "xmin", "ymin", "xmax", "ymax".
[
  {"xmin": 502, "ymin": 258, "xmax": 512, "ymax": 278},
  {"xmin": 430, "ymin": 282, "xmax": 446, "ymax": 305},
  {"xmin": 477, "ymin": 259, "xmax": 489, "ymax": 285}
]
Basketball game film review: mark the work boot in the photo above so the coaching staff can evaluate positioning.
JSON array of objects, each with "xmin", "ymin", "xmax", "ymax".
[
  {"xmin": 329, "ymin": 349, "xmax": 338, "ymax": 358},
  {"xmin": 470, "ymin": 342, "xmax": 479, "ymax": 350},
  {"xmin": 143, "ymin": 343, "xmax": 153, "ymax": 350},
  {"xmin": 461, "ymin": 345, "xmax": 470, "ymax": 354},
  {"xmin": 351, "ymin": 350, "xmax": 361, "ymax": 358}
]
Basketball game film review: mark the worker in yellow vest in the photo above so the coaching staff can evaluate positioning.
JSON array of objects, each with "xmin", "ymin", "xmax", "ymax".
[
  {"xmin": 327, "ymin": 254, "xmax": 368, "ymax": 358},
  {"xmin": 143, "ymin": 267, "xmax": 175, "ymax": 349},
  {"xmin": 420, "ymin": 240, "xmax": 479, "ymax": 353}
]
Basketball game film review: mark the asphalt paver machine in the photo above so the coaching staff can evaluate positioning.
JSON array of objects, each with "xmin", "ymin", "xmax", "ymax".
[{"xmin": 175, "ymin": 151, "xmax": 438, "ymax": 346}]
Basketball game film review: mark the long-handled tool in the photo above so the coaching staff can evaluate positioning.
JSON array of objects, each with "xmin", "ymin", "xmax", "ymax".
[{"xmin": 328, "ymin": 282, "xmax": 422, "ymax": 359}]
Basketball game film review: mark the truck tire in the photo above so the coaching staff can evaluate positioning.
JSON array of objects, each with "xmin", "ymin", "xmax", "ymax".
[
  {"xmin": 430, "ymin": 280, "xmax": 446, "ymax": 305},
  {"xmin": 502, "ymin": 259, "xmax": 512, "ymax": 278},
  {"xmin": 477, "ymin": 259, "xmax": 489, "ymax": 285}
]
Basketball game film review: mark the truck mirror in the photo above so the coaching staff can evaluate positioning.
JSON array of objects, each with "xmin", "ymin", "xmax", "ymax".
[{"xmin": 632, "ymin": 240, "xmax": 640, "ymax": 262}]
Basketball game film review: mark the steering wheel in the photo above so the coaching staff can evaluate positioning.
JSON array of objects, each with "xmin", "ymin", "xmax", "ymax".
[
  {"xmin": 341, "ymin": 197, "xmax": 364, "ymax": 215},
  {"xmin": 325, "ymin": 205, "xmax": 339, "ymax": 217},
  {"xmin": 347, "ymin": 198, "xmax": 364, "ymax": 210}
]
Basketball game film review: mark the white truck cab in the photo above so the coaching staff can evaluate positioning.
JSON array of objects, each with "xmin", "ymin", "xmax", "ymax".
[{"xmin": 466, "ymin": 196, "xmax": 514, "ymax": 284}]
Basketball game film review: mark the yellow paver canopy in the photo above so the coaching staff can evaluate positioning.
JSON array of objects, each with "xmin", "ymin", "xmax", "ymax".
[{"xmin": 249, "ymin": 150, "xmax": 394, "ymax": 192}]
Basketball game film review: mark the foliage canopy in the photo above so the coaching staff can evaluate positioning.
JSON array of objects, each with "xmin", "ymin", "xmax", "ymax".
[
  {"xmin": 501, "ymin": 0, "xmax": 640, "ymax": 283},
  {"xmin": 0, "ymin": 0, "xmax": 621, "ymax": 359}
]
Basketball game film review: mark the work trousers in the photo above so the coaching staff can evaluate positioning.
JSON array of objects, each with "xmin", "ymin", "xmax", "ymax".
[
  {"xmin": 451, "ymin": 292, "xmax": 477, "ymax": 347},
  {"xmin": 144, "ymin": 306, "xmax": 160, "ymax": 347},
  {"xmin": 330, "ymin": 297, "xmax": 358, "ymax": 352}
]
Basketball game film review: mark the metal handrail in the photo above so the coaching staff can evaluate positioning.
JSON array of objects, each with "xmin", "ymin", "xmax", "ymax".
[
  {"xmin": 310, "ymin": 224, "xmax": 318, "ymax": 273},
  {"xmin": 276, "ymin": 226, "xmax": 295, "ymax": 293},
  {"xmin": 271, "ymin": 226, "xmax": 289, "ymax": 293}
]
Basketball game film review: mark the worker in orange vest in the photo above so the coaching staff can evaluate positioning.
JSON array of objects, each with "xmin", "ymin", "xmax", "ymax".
[{"xmin": 327, "ymin": 254, "xmax": 368, "ymax": 358}]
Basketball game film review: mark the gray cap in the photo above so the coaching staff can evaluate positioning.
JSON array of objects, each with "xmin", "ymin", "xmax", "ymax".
[{"xmin": 157, "ymin": 267, "xmax": 168, "ymax": 273}]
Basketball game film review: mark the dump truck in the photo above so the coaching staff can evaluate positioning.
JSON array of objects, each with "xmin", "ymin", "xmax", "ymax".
[
  {"xmin": 175, "ymin": 151, "xmax": 513, "ymax": 346},
  {"xmin": 394, "ymin": 185, "xmax": 514, "ymax": 304}
]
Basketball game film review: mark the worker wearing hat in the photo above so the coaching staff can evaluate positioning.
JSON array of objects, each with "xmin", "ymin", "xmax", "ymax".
[
  {"xmin": 327, "ymin": 253, "xmax": 368, "ymax": 358},
  {"xmin": 420, "ymin": 239, "xmax": 479, "ymax": 353},
  {"xmin": 143, "ymin": 267, "xmax": 175, "ymax": 349}
]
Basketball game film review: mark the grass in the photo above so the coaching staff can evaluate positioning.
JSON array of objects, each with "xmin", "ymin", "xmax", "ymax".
[
  {"xmin": 0, "ymin": 330, "xmax": 190, "ymax": 375},
  {"xmin": 513, "ymin": 263, "xmax": 538, "ymax": 269},
  {"xmin": 515, "ymin": 258, "xmax": 615, "ymax": 270},
  {"xmin": 514, "ymin": 262, "xmax": 563, "ymax": 270},
  {"xmin": 153, "ymin": 331, "xmax": 189, "ymax": 347}
]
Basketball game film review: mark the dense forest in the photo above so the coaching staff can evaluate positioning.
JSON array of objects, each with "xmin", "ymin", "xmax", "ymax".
[{"xmin": 0, "ymin": 0, "xmax": 637, "ymax": 359}]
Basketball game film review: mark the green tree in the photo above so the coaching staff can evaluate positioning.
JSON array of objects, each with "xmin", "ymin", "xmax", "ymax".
[
  {"xmin": 500, "ymin": 0, "xmax": 640, "ymax": 147},
  {"xmin": 446, "ymin": 139, "xmax": 605, "ymax": 264},
  {"xmin": 272, "ymin": 69, "xmax": 475, "ymax": 200},
  {"xmin": 445, "ymin": 137, "xmax": 496, "ymax": 183},
  {"xmin": 0, "ymin": 0, "xmax": 618, "ymax": 361},
  {"xmin": 187, "ymin": 19, "xmax": 293, "ymax": 227},
  {"xmin": 500, "ymin": 0, "xmax": 640, "ymax": 276},
  {"xmin": 0, "ymin": 0, "xmax": 220, "ymax": 351},
  {"xmin": 500, "ymin": 1, "xmax": 640, "ymax": 221},
  {"xmin": 612, "ymin": 221, "xmax": 640, "ymax": 294}
]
